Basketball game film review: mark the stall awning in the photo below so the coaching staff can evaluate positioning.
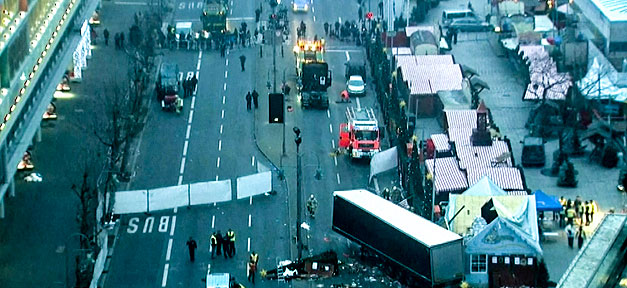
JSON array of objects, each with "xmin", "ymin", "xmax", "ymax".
[{"xmin": 534, "ymin": 189, "xmax": 562, "ymax": 212}]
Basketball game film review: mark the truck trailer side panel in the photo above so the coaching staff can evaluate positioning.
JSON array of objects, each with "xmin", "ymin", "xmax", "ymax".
[{"xmin": 430, "ymin": 241, "xmax": 464, "ymax": 284}]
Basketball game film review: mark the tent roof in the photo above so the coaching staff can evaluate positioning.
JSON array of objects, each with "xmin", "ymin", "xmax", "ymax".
[
  {"xmin": 465, "ymin": 217, "xmax": 543, "ymax": 257},
  {"xmin": 462, "ymin": 176, "xmax": 508, "ymax": 196},
  {"xmin": 534, "ymin": 190, "xmax": 562, "ymax": 212}
]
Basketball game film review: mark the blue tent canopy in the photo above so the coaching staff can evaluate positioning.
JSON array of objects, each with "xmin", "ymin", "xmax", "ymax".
[{"xmin": 534, "ymin": 190, "xmax": 562, "ymax": 212}]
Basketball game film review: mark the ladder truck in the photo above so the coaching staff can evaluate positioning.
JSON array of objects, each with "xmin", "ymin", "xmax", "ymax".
[{"xmin": 338, "ymin": 107, "xmax": 382, "ymax": 159}]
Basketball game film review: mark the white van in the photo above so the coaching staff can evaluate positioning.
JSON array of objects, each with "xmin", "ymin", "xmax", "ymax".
[{"xmin": 441, "ymin": 9, "xmax": 476, "ymax": 27}]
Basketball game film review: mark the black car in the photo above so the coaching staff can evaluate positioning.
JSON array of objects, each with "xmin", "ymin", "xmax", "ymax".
[
  {"xmin": 156, "ymin": 63, "xmax": 180, "ymax": 101},
  {"xmin": 521, "ymin": 136, "xmax": 546, "ymax": 167}
]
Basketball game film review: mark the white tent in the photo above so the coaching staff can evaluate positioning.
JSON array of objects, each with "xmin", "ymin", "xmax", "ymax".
[{"xmin": 577, "ymin": 57, "xmax": 627, "ymax": 102}]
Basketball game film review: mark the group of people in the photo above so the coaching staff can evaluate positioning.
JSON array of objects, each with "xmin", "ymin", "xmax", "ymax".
[
  {"xmin": 182, "ymin": 75, "xmax": 198, "ymax": 98},
  {"xmin": 245, "ymin": 90, "xmax": 259, "ymax": 111},
  {"xmin": 323, "ymin": 20, "xmax": 366, "ymax": 44},
  {"xmin": 208, "ymin": 229, "xmax": 237, "ymax": 259},
  {"xmin": 559, "ymin": 195, "xmax": 597, "ymax": 227}
]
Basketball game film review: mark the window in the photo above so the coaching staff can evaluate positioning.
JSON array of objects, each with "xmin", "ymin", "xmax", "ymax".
[{"xmin": 471, "ymin": 254, "xmax": 487, "ymax": 273}]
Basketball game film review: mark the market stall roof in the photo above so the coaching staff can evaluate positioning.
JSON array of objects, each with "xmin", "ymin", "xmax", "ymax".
[
  {"xmin": 465, "ymin": 217, "xmax": 543, "ymax": 257},
  {"xmin": 445, "ymin": 109, "xmax": 477, "ymax": 129},
  {"xmin": 431, "ymin": 133, "xmax": 451, "ymax": 153},
  {"xmin": 456, "ymin": 140, "xmax": 513, "ymax": 169},
  {"xmin": 534, "ymin": 190, "xmax": 562, "ymax": 212},
  {"xmin": 466, "ymin": 167, "xmax": 526, "ymax": 191},
  {"xmin": 425, "ymin": 157, "xmax": 468, "ymax": 193},
  {"xmin": 395, "ymin": 55, "xmax": 454, "ymax": 68},
  {"xmin": 398, "ymin": 63, "xmax": 463, "ymax": 95},
  {"xmin": 437, "ymin": 90, "xmax": 471, "ymax": 111}
]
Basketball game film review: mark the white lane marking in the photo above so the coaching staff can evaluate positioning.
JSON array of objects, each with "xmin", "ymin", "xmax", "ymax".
[
  {"xmin": 247, "ymin": 237, "xmax": 251, "ymax": 252},
  {"xmin": 329, "ymin": 123, "xmax": 333, "ymax": 134},
  {"xmin": 336, "ymin": 173, "xmax": 341, "ymax": 184},
  {"xmin": 224, "ymin": 83, "xmax": 227, "ymax": 90},
  {"xmin": 331, "ymin": 139, "xmax": 335, "ymax": 148},
  {"xmin": 230, "ymin": 0, "xmax": 232, "ymax": 5},
  {"xmin": 226, "ymin": 59, "xmax": 229, "ymax": 66},
  {"xmin": 327, "ymin": 109, "xmax": 330, "ymax": 118},
  {"xmin": 312, "ymin": 6, "xmax": 315, "ymax": 13},
  {"xmin": 188, "ymin": 110, "xmax": 194, "ymax": 124},
  {"xmin": 179, "ymin": 157, "xmax": 186, "ymax": 174},
  {"xmin": 221, "ymin": 109, "xmax": 225, "ymax": 119},
  {"xmin": 211, "ymin": 215, "xmax": 215, "ymax": 229},
  {"xmin": 225, "ymin": 71, "xmax": 228, "ymax": 78},
  {"xmin": 173, "ymin": 207, "xmax": 178, "ymax": 213},
  {"xmin": 248, "ymin": 214, "xmax": 252, "ymax": 227},
  {"xmin": 198, "ymin": 51, "xmax": 202, "ymax": 59},
  {"xmin": 334, "ymin": 156, "xmax": 338, "ymax": 166},
  {"xmin": 186, "ymin": 125, "xmax": 191, "ymax": 139},
  {"xmin": 217, "ymin": 157, "xmax": 220, "ymax": 168},
  {"xmin": 249, "ymin": 196, "xmax": 253, "ymax": 205},
  {"xmin": 339, "ymin": 17, "xmax": 342, "ymax": 24},
  {"xmin": 251, "ymin": 156, "xmax": 255, "ymax": 166},
  {"xmin": 356, "ymin": 97, "xmax": 361, "ymax": 109},
  {"xmin": 345, "ymin": 51, "xmax": 350, "ymax": 61},
  {"xmin": 197, "ymin": 61, "xmax": 201, "ymax": 70},
  {"xmin": 161, "ymin": 264, "xmax": 169, "ymax": 287},
  {"xmin": 220, "ymin": 124, "xmax": 223, "ymax": 134},
  {"xmin": 218, "ymin": 140, "xmax": 222, "ymax": 151},
  {"xmin": 191, "ymin": 97, "xmax": 196, "ymax": 109},
  {"xmin": 215, "ymin": 175, "xmax": 219, "ymax": 181},
  {"xmin": 183, "ymin": 140, "xmax": 189, "ymax": 156},
  {"xmin": 170, "ymin": 215, "xmax": 176, "ymax": 236},
  {"xmin": 178, "ymin": 175, "xmax": 183, "ymax": 185},
  {"xmin": 313, "ymin": 15, "xmax": 316, "ymax": 22},
  {"xmin": 165, "ymin": 238, "xmax": 173, "ymax": 261},
  {"xmin": 222, "ymin": 95, "xmax": 226, "ymax": 104}
]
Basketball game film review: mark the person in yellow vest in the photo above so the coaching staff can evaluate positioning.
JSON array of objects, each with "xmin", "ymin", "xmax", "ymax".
[
  {"xmin": 577, "ymin": 202, "xmax": 586, "ymax": 225},
  {"xmin": 250, "ymin": 251, "xmax": 259, "ymax": 265},
  {"xmin": 210, "ymin": 232, "xmax": 218, "ymax": 259},
  {"xmin": 566, "ymin": 201, "xmax": 576, "ymax": 226},
  {"xmin": 589, "ymin": 200, "xmax": 598, "ymax": 224},
  {"xmin": 558, "ymin": 196, "xmax": 566, "ymax": 223},
  {"xmin": 226, "ymin": 228, "xmax": 236, "ymax": 258}
]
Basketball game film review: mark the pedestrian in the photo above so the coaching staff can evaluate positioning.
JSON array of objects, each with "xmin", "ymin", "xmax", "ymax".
[
  {"xmin": 186, "ymin": 236, "xmax": 197, "ymax": 262},
  {"xmin": 324, "ymin": 22, "xmax": 329, "ymax": 36},
  {"xmin": 252, "ymin": 89, "xmax": 259, "ymax": 109},
  {"xmin": 452, "ymin": 28, "xmax": 458, "ymax": 45},
  {"xmin": 216, "ymin": 230, "xmax": 227, "ymax": 259},
  {"xmin": 358, "ymin": 6, "xmax": 363, "ymax": 20},
  {"xmin": 566, "ymin": 200, "xmax": 576, "ymax": 226},
  {"xmin": 191, "ymin": 75, "xmax": 198, "ymax": 95},
  {"xmin": 210, "ymin": 232, "xmax": 218, "ymax": 259},
  {"xmin": 565, "ymin": 224, "xmax": 575, "ymax": 248},
  {"xmin": 467, "ymin": 1, "xmax": 473, "ymax": 10},
  {"xmin": 239, "ymin": 55, "xmax": 246, "ymax": 71},
  {"xmin": 246, "ymin": 92, "xmax": 252, "ymax": 111},
  {"xmin": 584, "ymin": 200, "xmax": 591, "ymax": 226},
  {"xmin": 103, "ymin": 28, "xmax": 110, "ymax": 46},
  {"xmin": 255, "ymin": 8, "xmax": 261, "ymax": 23},
  {"xmin": 182, "ymin": 79, "xmax": 189, "ymax": 98},
  {"xmin": 259, "ymin": 44, "xmax": 263, "ymax": 58},
  {"xmin": 220, "ymin": 43, "xmax": 226, "ymax": 57},
  {"xmin": 576, "ymin": 225, "xmax": 586, "ymax": 249},
  {"xmin": 114, "ymin": 33, "xmax": 120, "ymax": 49},
  {"xmin": 250, "ymin": 251, "xmax": 259, "ymax": 265},
  {"xmin": 226, "ymin": 228, "xmax": 236, "ymax": 257},
  {"xmin": 120, "ymin": 31, "xmax": 125, "ymax": 48},
  {"xmin": 590, "ymin": 200, "xmax": 597, "ymax": 224},
  {"xmin": 578, "ymin": 201, "xmax": 586, "ymax": 225},
  {"xmin": 247, "ymin": 259, "xmax": 257, "ymax": 284}
]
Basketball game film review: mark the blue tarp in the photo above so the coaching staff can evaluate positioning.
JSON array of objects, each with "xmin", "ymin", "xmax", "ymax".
[{"xmin": 534, "ymin": 190, "xmax": 562, "ymax": 212}]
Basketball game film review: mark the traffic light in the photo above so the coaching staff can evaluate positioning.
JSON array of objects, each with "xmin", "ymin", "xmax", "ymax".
[
  {"xmin": 268, "ymin": 93, "xmax": 284, "ymax": 123},
  {"xmin": 366, "ymin": 12, "xmax": 374, "ymax": 20}
]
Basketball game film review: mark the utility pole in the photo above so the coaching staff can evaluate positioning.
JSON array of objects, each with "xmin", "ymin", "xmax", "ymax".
[{"xmin": 294, "ymin": 127, "xmax": 303, "ymax": 261}]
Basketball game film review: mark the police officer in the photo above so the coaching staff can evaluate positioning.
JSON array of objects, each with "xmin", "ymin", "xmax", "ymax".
[
  {"xmin": 566, "ymin": 200, "xmax": 576, "ymax": 226},
  {"xmin": 226, "ymin": 228, "xmax": 236, "ymax": 257},
  {"xmin": 210, "ymin": 232, "xmax": 218, "ymax": 258},
  {"xmin": 239, "ymin": 54, "xmax": 246, "ymax": 71},
  {"xmin": 216, "ymin": 230, "xmax": 226, "ymax": 258},
  {"xmin": 186, "ymin": 236, "xmax": 198, "ymax": 262},
  {"xmin": 246, "ymin": 92, "xmax": 252, "ymax": 111},
  {"xmin": 252, "ymin": 90, "xmax": 259, "ymax": 109},
  {"xmin": 306, "ymin": 194, "xmax": 318, "ymax": 218},
  {"xmin": 249, "ymin": 251, "xmax": 259, "ymax": 265}
]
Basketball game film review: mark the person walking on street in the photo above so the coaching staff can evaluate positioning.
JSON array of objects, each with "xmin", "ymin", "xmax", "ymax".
[
  {"xmin": 220, "ymin": 43, "xmax": 226, "ymax": 57},
  {"xmin": 183, "ymin": 79, "xmax": 189, "ymax": 98},
  {"xmin": 576, "ymin": 225, "xmax": 586, "ymax": 249},
  {"xmin": 566, "ymin": 200, "xmax": 576, "ymax": 226},
  {"xmin": 103, "ymin": 28, "xmax": 110, "ymax": 46},
  {"xmin": 324, "ymin": 22, "xmax": 329, "ymax": 36},
  {"xmin": 191, "ymin": 75, "xmax": 198, "ymax": 95},
  {"xmin": 584, "ymin": 201, "xmax": 591, "ymax": 226},
  {"xmin": 246, "ymin": 92, "xmax": 252, "ymax": 111},
  {"xmin": 186, "ymin": 237, "xmax": 198, "ymax": 262},
  {"xmin": 247, "ymin": 259, "xmax": 257, "ymax": 284},
  {"xmin": 120, "ymin": 31, "xmax": 125, "ymax": 48},
  {"xmin": 239, "ymin": 55, "xmax": 246, "ymax": 71},
  {"xmin": 210, "ymin": 232, "xmax": 218, "ymax": 259},
  {"xmin": 226, "ymin": 228, "xmax": 236, "ymax": 257},
  {"xmin": 114, "ymin": 33, "xmax": 120, "ymax": 49},
  {"xmin": 216, "ymin": 230, "xmax": 227, "ymax": 259},
  {"xmin": 590, "ymin": 200, "xmax": 597, "ymax": 224},
  {"xmin": 452, "ymin": 28, "xmax": 459, "ymax": 45},
  {"xmin": 565, "ymin": 224, "xmax": 575, "ymax": 248},
  {"xmin": 252, "ymin": 90, "xmax": 259, "ymax": 109}
]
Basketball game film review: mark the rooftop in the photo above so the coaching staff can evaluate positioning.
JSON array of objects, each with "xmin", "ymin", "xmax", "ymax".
[{"xmin": 589, "ymin": 0, "xmax": 627, "ymax": 22}]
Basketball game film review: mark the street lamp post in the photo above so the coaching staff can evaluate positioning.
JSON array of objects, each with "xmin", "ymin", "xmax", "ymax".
[
  {"xmin": 65, "ymin": 233, "xmax": 90, "ymax": 288},
  {"xmin": 294, "ymin": 127, "xmax": 303, "ymax": 261}
]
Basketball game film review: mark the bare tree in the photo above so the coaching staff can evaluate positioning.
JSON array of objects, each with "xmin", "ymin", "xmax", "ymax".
[{"xmin": 525, "ymin": 57, "xmax": 572, "ymax": 102}]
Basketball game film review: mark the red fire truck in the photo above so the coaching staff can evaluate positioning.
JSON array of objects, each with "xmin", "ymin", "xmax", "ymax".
[{"xmin": 338, "ymin": 107, "xmax": 382, "ymax": 159}]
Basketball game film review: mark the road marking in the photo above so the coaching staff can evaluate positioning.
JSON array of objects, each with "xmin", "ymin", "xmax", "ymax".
[
  {"xmin": 222, "ymin": 95, "xmax": 226, "ymax": 104},
  {"xmin": 183, "ymin": 140, "xmax": 189, "ymax": 156},
  {"xmin": 249, "ymin": 196, "xmax": 253, "ymax": 205},
  {"xmin": 170, "ymin": 216, "xmax": 176, "ymax": 235},
  {"xmin": 225, "ymin": 71, "xmax": 228, "ymax": 78},
  {"xmin": 191, "ymin": 97, "xmax": 196, "ymax": 109},
  {"xmin": 345, "ymin": 51, "xmax": 350, "ymax": 61},
  {"xmin": 215, "ymin": 175, "xmax": 219, "ymax": 181},
  {"xmin": 339, "ymin": 17, "xmax": 342, "ymax": 24},
  {"xmin": 247, "ymin": 237, "xmax": 251, "ymax": 252},
  {"xmin": 198, "ymin": 51, "xmax": 202, "ymax": 59},
  {"xmin": 188, "ymin": 110, "xmax": 194, "ymax": 124},
  {"xmin": 218, "ymin": 140, "xmax": 222, "ymax": 151},
  {"xmin": 312, "ymin": 6, "xmax": 315, "ymax": 13},
  {"xmin": 174, "ymin": 207, "xmax": 177, "ymax": 213},
  {"xmin": 212, "ymin": 215, "xmax": 215, "ymax": 229},
  {"xmin": 220, "ymin": 124, "xmax": 223, "ymax": 134},
  {"xmin": 114, "ymin": 1, "xmax": 147, "ymax": 5},
  {"xmin": 178, "ymin": 175, "xmax": 183, "ymax": 185},
  {"xmin": 179, "ymin": 157, "xmax": 186, "ymax": 174},
  {"xmin": 221, "ymin": 109, "xmax": 224, "ymax": 119},
  {"xmin": 226, "ymin": 59, "xmax": 229, "ymax": 66},
  {"xmin": 313, "ymin": 15, "xmax": 316, "ymax": 22},
  {"xmin": 327, "ymin": 49, "xmax": 363, "ymax": 53},
  {"xmin": 329, "ymin": 123, "xmax": 333, "ymax": 134},
  {"xmin": 331, "ymin": 139, "xmax": 335, "ymax": 148},
  {"xmin": 165, "ymin": 238, "xmax": 173, "ymax": 261},
  {"xmin": 327, "ymin": 109, "xmax": 330, "ymax": 118},
  {"xmin": 186, "ymin": 125, "xmax": 191, "ymax": 139},
  {"xmin": 248, "ymin": 214, "xmax": 252, "ymax": 227},
  {"xmin": 334, "ymin": 156, "xmax": 338, "ymax": 166},
  {"xmin": 230, "ymin": 0, "xmax": 232, "ymax": 5},
  {"xmin": 251, "ymin": 156, "xmax": 255, "ymax": 166},
  {"xmin": 217, "ymin": 157, "xmax": 220, "ymax": 168},
  {"xmin": 224, "ymin": 83, "xmax": 227, "ymax": 90},
  {"xmin": 161, "ymin": 264, "xmax": 169, "ymax": 287},
  {"xmin": 336, "ymin": 173, "xmax": 341, "ymax": 184},
  {"xmin": 356, "ymin": 97, "xmax": 361, "ymax": 109},
  {"xmin": 197, "ymin": 61, "xmax": 201, "ymax": 70},
  {"xmin": 230, "ymin": 9, "xmax": 232, "ymax": 15}
]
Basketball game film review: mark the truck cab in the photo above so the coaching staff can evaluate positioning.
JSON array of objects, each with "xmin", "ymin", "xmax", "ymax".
[{"xmin": 156, "ymin": 62, "xmax": 180, "ymax": 101}]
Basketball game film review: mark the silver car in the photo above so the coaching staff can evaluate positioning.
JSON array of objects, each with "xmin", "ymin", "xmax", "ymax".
[{"xmin": 449, "ymin": 18, "xmax": 492, "ymax": 32}]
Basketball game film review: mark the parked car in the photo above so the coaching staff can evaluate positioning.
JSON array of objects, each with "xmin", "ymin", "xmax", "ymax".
[
  {"xmin": 292, "ymin": 0, "xmax": 310, "ymax": 12},
  {"xmin": 449, "ymin": 18, "xmax": 492, "ymax": 32},
  {"xmin": 521, "ymin": 136, "xmax": 546, "ymax": 167},
  {"xmin": 346, "ymin": 75, "xmax": 365, "ymax": 97},
  {"xmin": 441, "ymin": 9, "xmax": 476, "ymax": 27}
]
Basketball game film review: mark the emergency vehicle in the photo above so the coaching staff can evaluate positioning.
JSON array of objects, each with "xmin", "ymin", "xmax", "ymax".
[
  {"xmin": 293, "ymin": 39, "xmax": 332, "ymax": 108},
  {"xmin": 339, "ymin": 107, "xmax": 382, "ymax": 159},
  {"xmin": 201, "ymin": 0, "xmax": 228, "ymax": 34}
]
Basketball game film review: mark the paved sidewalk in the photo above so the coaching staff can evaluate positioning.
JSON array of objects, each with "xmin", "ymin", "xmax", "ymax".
[{"xmin": 0, "ymin": 2, "xmax": 149, "ymax": 287}]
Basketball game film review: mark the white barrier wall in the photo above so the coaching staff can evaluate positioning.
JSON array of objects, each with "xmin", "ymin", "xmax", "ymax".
[{"xmin": 236, "ymin": 171, "xmax": 272, "ymax": 199}]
